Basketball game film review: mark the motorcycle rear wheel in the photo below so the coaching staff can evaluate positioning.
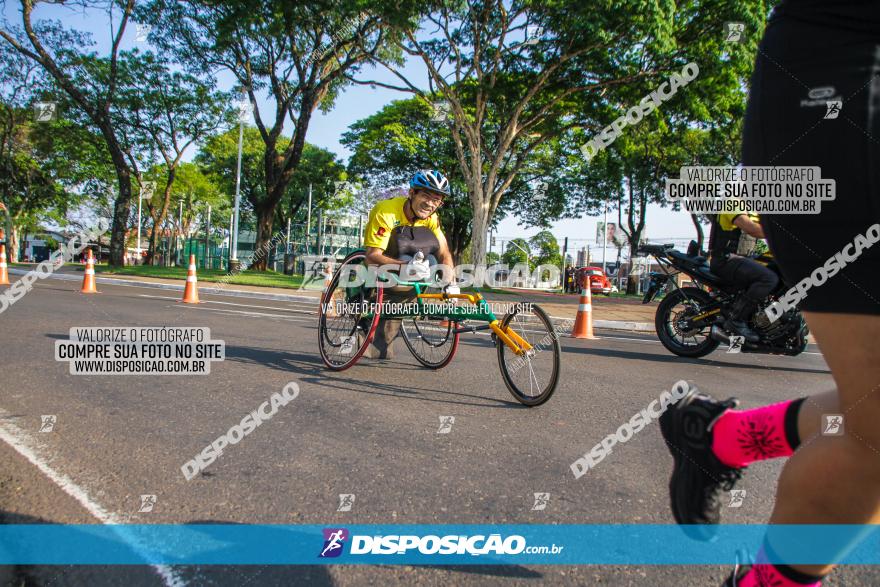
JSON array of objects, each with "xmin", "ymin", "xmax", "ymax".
[{"xmin": 655, "ymin": 287, "xmax": 720, "ymax": 358}]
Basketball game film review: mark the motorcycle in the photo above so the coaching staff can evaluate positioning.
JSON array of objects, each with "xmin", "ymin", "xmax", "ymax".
[{"xmin": 636, "ymin": 241, "xmax": 810, "ymax": 358}]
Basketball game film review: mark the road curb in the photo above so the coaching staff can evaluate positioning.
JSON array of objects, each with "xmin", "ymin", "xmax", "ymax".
[
  {"xmin": 11, "ymin": 268, "xmax": 655, "ymax": 333},
  {"xmin": 9, "ymin": 268, "xmax": 320, "ymax": 303}
]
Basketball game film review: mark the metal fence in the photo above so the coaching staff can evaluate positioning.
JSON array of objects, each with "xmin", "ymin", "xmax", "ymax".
[{"xmin": 149, "ymin": 216, "xmax": 366, "ymax": 274}]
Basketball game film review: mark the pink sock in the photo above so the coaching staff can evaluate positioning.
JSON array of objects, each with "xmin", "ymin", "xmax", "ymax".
[
  {"xmin": 711, "ymin": 398, "xmax": 804, "ymax": 468},
  {"xmin": 738, "ymin": 546, "xmax": 824, "ymax": 586},
  {"xmin": 737, "ymin": 564, "xmax": 823, "ymax": 587}
]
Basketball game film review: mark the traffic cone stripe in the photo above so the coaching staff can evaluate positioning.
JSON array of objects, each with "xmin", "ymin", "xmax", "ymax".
[
  {"xmin": 579, "ymin": 304, "xmax": 591, "ymax": 312},
  {"xmin": 186, "ymin": 275, "xmax": 197, "ymax": 283}
]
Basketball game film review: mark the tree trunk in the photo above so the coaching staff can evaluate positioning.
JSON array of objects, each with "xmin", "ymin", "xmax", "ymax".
[
  {"xmin": 8, "ymin": 225, "xmax": 19, "ymax": 263},
  {"xmin": 450, "ymin": 223, "xmax": 468, "ymax": 265},
  {"xmin": 146, "ymin": 172, "xmax": 176, "ymax": 265},
  {"xmin": 147, "ymin": 222, "xmax": 161, "ymax": 266},
  {"xmin": 468, "ymin": 192, "xmax": 490, "ymax": 267},
  {"xmin": 106, "ymin": 145, "xmax": 133, "ymax": 267},
  {"xmin": 251, "ymin": 204, "xmax": 275, "ymax": 271}
]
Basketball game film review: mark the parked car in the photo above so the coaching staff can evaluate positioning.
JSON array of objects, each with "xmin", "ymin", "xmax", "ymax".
[{"xmin": 576, "ymin": 266, "xmax": 613, "ymax": 296}]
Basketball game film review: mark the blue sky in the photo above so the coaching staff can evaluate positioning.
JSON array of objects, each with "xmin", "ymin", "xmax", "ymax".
[{"xmin": 3, "ymin": 2, "xmax": 701, "ymax": 261}]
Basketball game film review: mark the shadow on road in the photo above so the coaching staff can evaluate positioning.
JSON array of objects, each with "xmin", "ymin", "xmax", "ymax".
[
  {"xmin": 221, "ymin": 341, "xmax": 524, "ymax": 408},
  {"xmin": 562, "ymin": 344, "xmax": 830, "ymax": 375},
  {"xmin": 0, "ymin": 512, "xmax": 548, "ymax": 585},
  {"xmin": 0, "ymin": 510, "xmax": 174, "ymax": 586},
  {"xmin": 222, "ymin": 345, "xmax": 326, "ymax": 377},
  {"xmin": 299, "ymin": 370, "xmax": 524, "ymax": 409}
]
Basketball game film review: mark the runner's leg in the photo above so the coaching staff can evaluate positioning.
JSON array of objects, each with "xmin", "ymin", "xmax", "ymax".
[{"xmin": 765, "ymin": 313, "xmax": 880, "ymax": 576}]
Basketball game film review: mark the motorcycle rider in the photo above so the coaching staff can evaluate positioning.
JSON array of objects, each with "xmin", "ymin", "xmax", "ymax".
[{"xmin": 707, "ymin": 209, "xmax": 778, "ymax": 343}]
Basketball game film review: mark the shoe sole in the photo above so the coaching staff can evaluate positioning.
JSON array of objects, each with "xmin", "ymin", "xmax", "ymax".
[{"xmin": 659, "ymin": 389, "xmax": 719, "ymax": 542}]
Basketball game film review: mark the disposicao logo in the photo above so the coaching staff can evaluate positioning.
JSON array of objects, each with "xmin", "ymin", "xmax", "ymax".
[{"xmin": 319, "ymin": 528, "xmax": 349, "ymax": 558}]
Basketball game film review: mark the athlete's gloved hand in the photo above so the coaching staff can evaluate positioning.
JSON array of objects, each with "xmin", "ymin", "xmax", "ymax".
[
  {"xmin": 443, "ymin": 283, "xmax": 460, "ymax": 305},
  {"xmin": 404, "ymin": 251, "xmax": 431, "ymax": 281}
]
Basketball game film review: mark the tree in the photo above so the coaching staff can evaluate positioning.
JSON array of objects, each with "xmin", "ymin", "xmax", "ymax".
[
  {"xmin": 147, "ymin": 162, "xmax": 227, "ymax": 264},
  {"xmin": 1, "ymin": 43, "xmax": 115, "ymax": 259},
  {"xmin": 358, "ymin": 0, "xmax": 765, "ymax": 268},
  {"xmin": 196, "ymin": 127, "xmax": 346, "ymax": 254},
  {"xmin": 113, "ymin": 51, "xmax": 231, "ymax": 264},
  {"xmin": 342, "ymin": 97, "xmax": 474, "ymax": 261},
  {"xmin": 502, "ymin": 237, "xmax": 530, "ymax": 268},
  {"xmin": 196, "ymin": 126, "xmax": 267, "ymax": 218},
  {"xmin": 276, "ymin": 143, "xmax": 346, "ymax": 233},
  {"xmin": 1, "ymin": 0, "xmax": 143, "ymax": 265},
  {"xmin": 356, "ymin": 2, "xmax": 659, "ymax": 267},
  {"xmin": 677, "ymin": 124, "xmax": 744, "ymax": 250},
  {"xmin": 146, "ymin": 0, "xmax": 403, "ymax": 268},
  {"xmin": 529, "ymin": 229, "xmax": 562, "ymax": 268}
]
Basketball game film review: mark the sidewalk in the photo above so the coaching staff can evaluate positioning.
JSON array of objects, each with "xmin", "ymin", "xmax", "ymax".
[
  {"xmin": 10, "ymin": 267, "xmax": 656, "ymax": 332},
  {"xmin": 538, "ymin": 299, "xmax": 656, "ymax": 331}
]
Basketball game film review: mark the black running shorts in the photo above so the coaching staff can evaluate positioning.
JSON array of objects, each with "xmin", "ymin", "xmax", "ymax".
[{"xmin": 741, "ymin": 12, "xmax": 880, "ymax": 315}]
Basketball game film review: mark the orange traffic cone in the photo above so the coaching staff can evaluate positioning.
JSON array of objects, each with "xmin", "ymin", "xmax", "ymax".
[
  {"xmin": 0, "ymin": 229, "xmax": 8, "ymax": 285},
  {"xmin": 180, "ymin": 254, "xmax": 200, "ymax": 303},
  {"xmin": 0, "ymin": 244, "xmax": 9, "ymax": 286},
  {"xmin": 572, "ymin": 285, "xmax": 596, "ymax": 339},
  {"xmin": 80, "ymin": 249, "xmax": 99, "ymax": 293}
]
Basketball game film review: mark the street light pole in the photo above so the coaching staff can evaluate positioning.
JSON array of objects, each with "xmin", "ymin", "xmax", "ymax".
[
  {"xmin": 602, "ymin": 200, "xmax": 608, "ymax": 273},
  {"xmin": 231, "ymin": 94, "xmax": 250, "ymax": 268},
  {"xmin": 178, "ymin": 200, "xmax": 183, "ymax": 265},
  {"xmin": 205, "ymin": 204, "xmax": 211, "ymax": 270},
  {"xmin": 227, "ymin": 212, "xmax": 233, "ymax": 270},
  {"xmin": 306, "ymin": 183, "xmax": 312, "ymax": 255},
  {"xmin": 231, "ymin": 121, "xmax": 243, "ymax": 265},
  {"xmin": 136, "ymin": 189, "xmax": 142, "ymax": 257}
]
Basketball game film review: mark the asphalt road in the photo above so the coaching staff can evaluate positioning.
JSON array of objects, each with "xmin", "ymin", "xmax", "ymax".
[{"xmin": 0, "ymin": 274, "xmax": 874, "ymax": 586}]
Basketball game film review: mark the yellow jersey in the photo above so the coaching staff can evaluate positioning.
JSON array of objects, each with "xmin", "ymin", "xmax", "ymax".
[{"xmin": 363, "ymin": 197, "xmax": 444, "ymax": 253}]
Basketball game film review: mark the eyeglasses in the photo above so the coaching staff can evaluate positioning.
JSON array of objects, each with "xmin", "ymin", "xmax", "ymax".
[{"xmin": 415, "ymin": 190, "xmax": 446, "ymax": 205}]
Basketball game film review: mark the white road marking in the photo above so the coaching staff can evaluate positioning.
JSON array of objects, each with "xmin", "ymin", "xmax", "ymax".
[
  {"xmin": 590, "ymin": 333, "xmax": 822, "ymax": 355},
  {"xmin": 138, "ymin": 294, "xmax": 316, "ymax": 314},
  {"xmin": 0, "ymin": 411, "xmax": 187, "ymax": 586},
  {"xmin": 177, "ymin": 305, "xmax": 316, "ymax": 323}
]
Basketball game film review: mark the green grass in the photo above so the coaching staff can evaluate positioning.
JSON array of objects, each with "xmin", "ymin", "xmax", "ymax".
[{"xmin": 92, "ymin": 264, "xmax": 306, "ymax": 289}]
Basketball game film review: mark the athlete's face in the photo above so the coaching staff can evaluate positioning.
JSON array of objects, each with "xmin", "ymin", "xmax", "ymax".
[{"xmin": 409, "ymin": 189, "xmax": 444, "ymax": 218}]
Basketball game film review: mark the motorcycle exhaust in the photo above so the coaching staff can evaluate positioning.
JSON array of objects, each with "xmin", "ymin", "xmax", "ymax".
[
  {"xmin": 710, "ymin": 325, "xmax": 775, "ymax": 354},
  {"xmin": 710, "ymin": 325, "xmax": 730, "ymax": 345}
]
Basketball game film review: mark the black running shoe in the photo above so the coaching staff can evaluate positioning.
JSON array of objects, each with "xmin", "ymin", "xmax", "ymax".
[{"xmin": 659, "ymin": 388, "xmax": 745, "ymax": 541}]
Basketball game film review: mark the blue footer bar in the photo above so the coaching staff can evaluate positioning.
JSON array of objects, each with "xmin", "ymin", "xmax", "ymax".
[{"xmin": 0, "ymin": 524, "xmax": 878, "ymax": 565}]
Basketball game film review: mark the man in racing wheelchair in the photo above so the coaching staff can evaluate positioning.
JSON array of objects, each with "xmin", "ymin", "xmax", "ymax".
[{"xmin": 360, "ymin": 170, "xmax": 457, "ymax": 359}]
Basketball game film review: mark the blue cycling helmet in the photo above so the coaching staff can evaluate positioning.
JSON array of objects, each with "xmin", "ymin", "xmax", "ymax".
[{"xmin": 410, "ymin": 170, "xmax": 450, "ymax": 196}]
